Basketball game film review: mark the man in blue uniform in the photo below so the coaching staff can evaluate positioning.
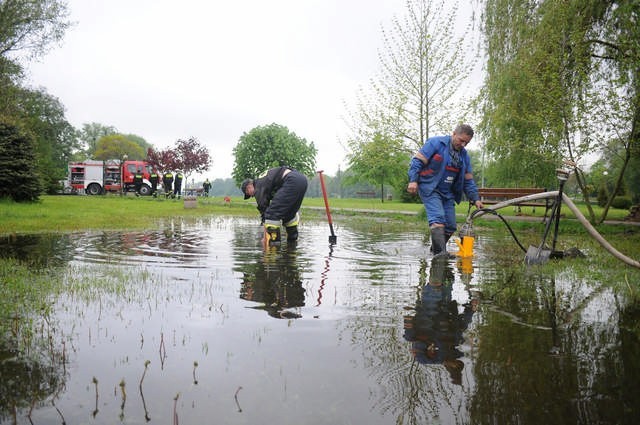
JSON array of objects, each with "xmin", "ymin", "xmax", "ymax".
[
  {"xmin": 241, "ymin": 166, "xmax": 308, "ymax": 246},
  {"xmin": 407, "ymin": 124, "xmax": 483, "ymax": 256}
]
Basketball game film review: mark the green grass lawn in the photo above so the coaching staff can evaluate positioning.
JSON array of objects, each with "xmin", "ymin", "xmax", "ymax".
[
  {"xmin": 0, "ymin": 195, "xmax": 253, "ymax": 234},
  {"xmin": 0, "ymin": 194, "xmax": 631, "ymax": 235},
  {"xmin": 300, "ymin": 195, "xmax": 630, "ymax": 222}
]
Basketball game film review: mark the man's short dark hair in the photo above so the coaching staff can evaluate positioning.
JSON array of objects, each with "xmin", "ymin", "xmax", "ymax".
[
  {"xmin": 240, "ymin": 178, "xmax": 253, "ymax": 200},
  {"xmin": 454, "ymin": 124, "xmax": 474, "ymax": 138}
]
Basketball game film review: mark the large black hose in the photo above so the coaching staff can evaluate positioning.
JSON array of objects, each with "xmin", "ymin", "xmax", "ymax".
[{"xmin": 468, "ymin": 191, "xmax": 640, "ymax": 269}]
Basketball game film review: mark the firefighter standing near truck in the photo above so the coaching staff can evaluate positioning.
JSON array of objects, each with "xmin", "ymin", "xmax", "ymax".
[
  {"xmin": 149, "ymin": 169, "xmax": 159, "ymax": 197},
  {"xmin": 133, "ymin": 169, "xmax": 144, "ymax": 197},
  {"xmin": 163, "ymin": 170, "xmax": 174, "ymax": 198},
  {"xmin": 174, "ymin": 171, "xmax": 184, "ymax": 199}
]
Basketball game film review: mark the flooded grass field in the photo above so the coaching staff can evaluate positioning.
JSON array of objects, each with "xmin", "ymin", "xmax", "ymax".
[{"xmin": 1, "ymin": 216, "xmax": 639, "ymax": 424}]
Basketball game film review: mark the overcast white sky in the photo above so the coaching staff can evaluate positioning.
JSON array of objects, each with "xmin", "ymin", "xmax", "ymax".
[{"xmin": 27, "ymin": 0, "xmax": 477, "ymax": 180}]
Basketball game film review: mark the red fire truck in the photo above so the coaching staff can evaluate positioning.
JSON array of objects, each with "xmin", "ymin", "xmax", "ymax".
[{"xmin": 67, "ymin": 160, "xmax": 154, "ymax": 195}]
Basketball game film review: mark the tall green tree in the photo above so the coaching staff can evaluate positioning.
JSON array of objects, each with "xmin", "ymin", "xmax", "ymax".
[
  {"xmin": 479, "ymin": 0, "xmax": 639, "ymax": 222},
  {"xmin": 0, "ymin": 0, "xmax": 71, "ymax": 111},
  {"xmin": 232, "ymin": 123, "xmax": 317, "ymax": 184},
  {"xmin": 94, "ymin": 134, "xmax": 144, "ymax": 162},
  {"xmin": 346, "ymin": 133, "xmax": 409, "ymax": 202},
  {"xmin": 0, "ymin": 0, "xmax": 70, "ymax": 60},
  {"xmin": 0, "ymin": 122, "xmax": 41, "ymax": 202},
  {"xmin": 123, "ymin": 133, "xmax": 152, "ymax": 157},
  {"xmin": 344, "ymin": 0, "xmax": 478, "ymax": 151},
  {"xmin": 77, "ymin": 126, "xmax": 152, "ymax": 161},
  {"xmin": 0, "ymin": 1, "xmax": 73, "ymax": 194},
  {"xmin": 0, "ymin": 57, "xmax": 24, "ymax": 118},
  {"xmin": 78, "ymin": 122, "xmax": 117, "ymax": 158},
  {"xmin": 581, "ymin": 0, "xmax": 640, "ymax": 222},
  {"xmin": 16, "ymin": 87, "xmax": 78, "ymax": 193},
  {"xmin": 479, "ymin": 0, "xmax": 570, "ymax": 189},
  {"xmin": 343, "ymin": 0, "xmax": 477, "ymax": 202}
]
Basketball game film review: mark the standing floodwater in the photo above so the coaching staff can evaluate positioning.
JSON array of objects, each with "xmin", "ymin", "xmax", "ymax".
[{"xmin": 1, "ymin": 216, "xmax": 638, "ymax": 424}]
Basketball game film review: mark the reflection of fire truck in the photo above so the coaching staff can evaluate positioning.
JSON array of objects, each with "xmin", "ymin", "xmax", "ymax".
[{"xmin": 67, "ymin": 160, "xmax": 153, "ymax": 195}]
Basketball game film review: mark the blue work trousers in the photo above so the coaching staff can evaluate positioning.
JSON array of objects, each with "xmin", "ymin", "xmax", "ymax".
[{"xmin": 420, "ymin": 189, "xmax": 457, "ymax": 235}]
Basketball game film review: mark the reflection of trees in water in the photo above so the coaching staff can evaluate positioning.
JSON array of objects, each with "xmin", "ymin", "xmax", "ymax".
[
  {"xmin": 119, "ymin": 222, "xmax": 210, "ymax": 258},
  {"xmin": 0, "ymin": 233, "xmax": 75, "ymax": 267},
  {"xmin": 471, "ymin": 271, "xmax": 633, "ymax": 423},
  {"xmin": 619, "ymin": 304, "xmax": 640, "ymax": 416},
  {"xmin": 340, "ymin": 258, "xmax": 478, "ymax": 424},
  {"xmin": 0, "ymin": 311, "xmax": 66, "ymax": 423},
  {"xmin": 0, "ymin": 260, "xmax": 68, "ymax": 422},
  {"xmin": 230, "ymin": 222, "xmax": 264, "ymax": 267},
  {"xmin": 71, "ymin": 221, "xmax": 213, "ymax": 264},
  {"xmin": 0, "ymin": 220, "xmax": 222, "ymax": 268}
]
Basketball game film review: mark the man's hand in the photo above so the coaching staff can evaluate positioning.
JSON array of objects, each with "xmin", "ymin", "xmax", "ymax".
[
  {"xmin": 407, "ymin": 181, "xmax": 418, "ymax": 195},
  {"xmin": 474, "ymin": 200, "xmax": 484, "ymax": 209}
]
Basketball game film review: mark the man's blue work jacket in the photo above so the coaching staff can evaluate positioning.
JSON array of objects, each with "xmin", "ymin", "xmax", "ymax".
[{"xmin": 407, "ymin": 135, "xmax": 480, "ymax": 204}]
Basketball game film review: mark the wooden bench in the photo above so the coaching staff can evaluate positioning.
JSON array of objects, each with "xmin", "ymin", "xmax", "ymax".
[
  {"xmin": 626, "ymin": 205, "xmax": 640, "ymax": 222},
  {"xmin": 478, "ymin": 187, "xmax": 551, "ymax": 214},
  {"xmin": 356, "ymin": 191, "xmax": 376, "ymax": 198},
  {"xmin": 184, "ymin": 187, "xmax": 205, "ymax": 196}
]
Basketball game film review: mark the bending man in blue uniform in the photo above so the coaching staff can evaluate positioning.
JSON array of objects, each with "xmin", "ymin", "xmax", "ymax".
[
  {"xmin": 407, "ymin": 124, "xmax": 483, "ymax": 256},
  {"xmin": 241, "ymin": 166, "xmax": 308, "ymax": 246}
]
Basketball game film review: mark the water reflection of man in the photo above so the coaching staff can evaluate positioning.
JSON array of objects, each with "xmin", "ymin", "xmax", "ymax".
[
  {"xmin": 403, "ymin": 256, "xmax": 477, "ymax": 385},
  {"xmin": 240, "ymin": 248, "xmax": 305, "ymax": 319}
]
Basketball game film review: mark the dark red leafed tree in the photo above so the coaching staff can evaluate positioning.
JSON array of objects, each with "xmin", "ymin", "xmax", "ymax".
[
  {"xmin": 147, "ymin": 137, "xmax": 211, "ymax": 180},
  {"xmin": 146, "ymin": 147, "xmax": 177, "ymax": 173},
  {"xmin": 174, "ymin": 137, "xmax": 211, "ymax": 179}
]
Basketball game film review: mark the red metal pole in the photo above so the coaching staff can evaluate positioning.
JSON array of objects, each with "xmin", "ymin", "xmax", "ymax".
[{"xmin": 317, "ymin": 170, "xmax": 337, "ymax": 244}]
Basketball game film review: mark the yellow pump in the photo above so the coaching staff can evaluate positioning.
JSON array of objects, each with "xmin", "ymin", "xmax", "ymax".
[
  {"xmin": 455, "ymin": 221, "xmax": 475, "ymax": 258},
  {"xmin": 455, "ymin": 236, "xmax": 475, "ymax": 257}
]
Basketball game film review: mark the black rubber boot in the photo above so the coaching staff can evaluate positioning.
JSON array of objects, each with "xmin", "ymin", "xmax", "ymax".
[
  {"xmin": 285, "ymin": 225, "xmax": 298, "ymax": 242},
  {"xmin": 445, "ymin": 232, "xmax": 452, "ymax": 244},
  {"xmin": 430, "ymin": 226, "xmax": 447, "ymax": 256}
]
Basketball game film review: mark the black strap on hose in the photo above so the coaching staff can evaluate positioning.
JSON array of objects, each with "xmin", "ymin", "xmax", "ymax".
[{"xmin": 469, "ymin": 207, "xmax": 528, "ymax": 253}]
